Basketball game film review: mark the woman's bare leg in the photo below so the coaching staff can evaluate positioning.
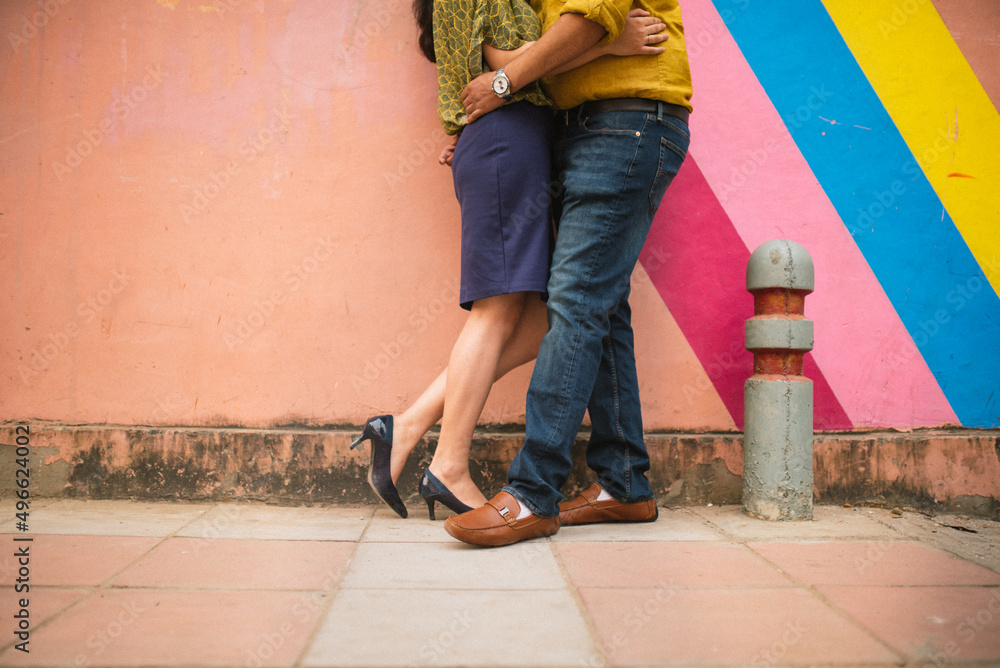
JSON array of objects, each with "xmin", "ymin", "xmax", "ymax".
[
  {"xmin": 389, "ymin": 294, "xmax": 548, "ymax": 483},
  {"xmin": 424, "ymin": 292, "xmax": 526, "ymax": 507}
]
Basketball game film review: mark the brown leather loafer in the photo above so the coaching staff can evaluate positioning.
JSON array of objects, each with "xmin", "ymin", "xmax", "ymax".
[
  {"xmin": 444, "ymin": 491, "xmax": 559, "ymax": 547},
  {"xmin": 559, "ymin": 483, "xmax": 658, "ymax": 526}
]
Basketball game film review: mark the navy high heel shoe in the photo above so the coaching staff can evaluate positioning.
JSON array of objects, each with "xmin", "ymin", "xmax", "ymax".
[
  {"xmin": 418, "ymin": 469, "xmax": 473, "ymax": 521},
  {"xmin": 350, "ymin": 415, "xmax": 407, "ymax": 519}
]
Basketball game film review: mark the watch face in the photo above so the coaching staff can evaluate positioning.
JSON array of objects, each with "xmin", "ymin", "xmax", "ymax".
[{"xmin": 492, "ymin": 76, "xmax": 509, "ymax": 96}]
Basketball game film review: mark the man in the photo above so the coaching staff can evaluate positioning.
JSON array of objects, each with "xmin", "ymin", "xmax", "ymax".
[{"xmin": 446, "ymin": 0, "xmax": 693, "ymax": 546}]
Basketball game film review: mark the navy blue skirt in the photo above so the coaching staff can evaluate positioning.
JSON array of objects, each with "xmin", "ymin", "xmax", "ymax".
[{"xmin": 451, "ymin": 102, "xmax": 554, "ymax": 310}]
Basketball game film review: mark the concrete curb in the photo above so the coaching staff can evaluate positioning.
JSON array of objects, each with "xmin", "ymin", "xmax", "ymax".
[{"xmin": 1, "ymin": 422, "xmax": 998, "ymax": 518}]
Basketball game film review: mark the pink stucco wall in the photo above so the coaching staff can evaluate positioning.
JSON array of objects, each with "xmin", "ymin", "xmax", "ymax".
[
  {"xmin": 3, "ymin": 0, "xmax": 998, "ymax": 432},
  {"xmin": 1, "ymin": 0, "xmax": 732, "ymax": 430}
]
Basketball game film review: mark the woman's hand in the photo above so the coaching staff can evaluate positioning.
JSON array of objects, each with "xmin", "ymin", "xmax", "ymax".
[
  {"xmin": 608, "ymin": 8, "xmax": 668, "ymax": 57},
  {"xmin": 439, "ymin": 133, "xmax": 460, "ymax": 166}
]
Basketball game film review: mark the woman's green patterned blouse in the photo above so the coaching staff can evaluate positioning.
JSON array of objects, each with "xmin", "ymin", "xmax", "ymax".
[{"xmin": 433, "ymin": 0, "xmax": 551, "ymax": 135}]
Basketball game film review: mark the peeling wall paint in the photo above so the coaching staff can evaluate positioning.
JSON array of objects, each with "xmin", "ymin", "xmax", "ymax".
[{"xmin": 2, "ymin": 425, "xmax": 997, "ymax": 516}]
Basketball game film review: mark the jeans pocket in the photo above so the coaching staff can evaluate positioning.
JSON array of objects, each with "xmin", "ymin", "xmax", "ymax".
[
  {"xmin": 658, "ymin": 115, "xmax": 691, "ymax": 142},
  {"xmin": 580, "ymin": 111, "xmax": 647, "ymax": 136},
  {"xmin": 648, "ymin": 117, "xmax": 690, "ymax": 214},
  {"xmin": 649, "ymin": 138, "xmax": 678, "ymax": 214}
]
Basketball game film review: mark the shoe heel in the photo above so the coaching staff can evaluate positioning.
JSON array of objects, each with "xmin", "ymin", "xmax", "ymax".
[
  {"xmin": 351, "ymin": 418, "xmax": 391, "ymax": 450},
  {"xmin": 349, "ymin": 420, "xmax": 377, "ymax": 450},
  {"xmin": 418, "ymin": 469, "xmax": 473, "ymax": 520}
]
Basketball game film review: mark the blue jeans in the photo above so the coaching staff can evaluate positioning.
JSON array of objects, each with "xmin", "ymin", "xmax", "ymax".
[{"xmin": 504, "ymin": 106, "xmax": 690, "ymax": 517}]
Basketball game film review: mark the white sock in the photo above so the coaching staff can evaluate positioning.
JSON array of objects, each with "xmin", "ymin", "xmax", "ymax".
[
  {"xmin": 515, "ymin": 501, "xmax": 534, "ymax": 519},
  {"xmin": 596, "ymin": 485, "xmax": 613, "ymax": 501}
]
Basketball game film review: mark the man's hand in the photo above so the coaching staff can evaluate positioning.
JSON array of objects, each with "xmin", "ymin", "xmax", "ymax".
[
  {"xmin": 460, "ymin": 71, "xmax": 504, "ymax": 124},
  {"xmin": 608, "ymin": 8, "xmax": 668, "ymax": 57},
  {"xmin": 460, "ymin": 13, "xmax": 605, "ymax": 124}
]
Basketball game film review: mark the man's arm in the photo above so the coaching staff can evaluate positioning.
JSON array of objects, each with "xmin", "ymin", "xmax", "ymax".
[
  {"xmin": 482, "ymin": 10, "xmax": 666, "ymax": 73},
  {"xmin": 550, "ymin": 9, "xmax": 666, "ymax": 75},
  {"xmin": 460, "ymin": 12, "xmax": 606, "ymax": 123}
]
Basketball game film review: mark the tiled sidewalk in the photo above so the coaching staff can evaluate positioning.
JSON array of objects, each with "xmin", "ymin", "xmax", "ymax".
[{"xmin": 1, "ymin": 500, "xmax": 999, "ymax": 667}]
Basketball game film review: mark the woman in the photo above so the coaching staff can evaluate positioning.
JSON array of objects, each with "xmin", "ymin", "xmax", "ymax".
[{"xmin": 351, "ymin": 0, "xmax": 668, "ymax": 520}]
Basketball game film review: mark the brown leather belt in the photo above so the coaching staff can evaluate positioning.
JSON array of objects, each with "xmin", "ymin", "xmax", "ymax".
[{"xmin": 567, "ymin": 97, "xmax": 690, "ymax": 125}]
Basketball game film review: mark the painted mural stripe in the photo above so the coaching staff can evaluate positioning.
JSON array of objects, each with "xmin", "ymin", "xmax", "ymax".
[
  {"xmin": 713, "ymin": 0, "xmax": 1000, "ymax": 427},
  {"xmin": 823, "ymin": 0, "xmax": 1000, "ymax": 294},
  {"xmin": 928, "ymin": 0, "xmax": 1000, "ymax": 114},
  {"xmin": 681, "ymin": 0, "xmax": 957, "ymax": 427},
  {"xmin": 639, "ymin": 157, "xmax": 853, "ymax": 431}
]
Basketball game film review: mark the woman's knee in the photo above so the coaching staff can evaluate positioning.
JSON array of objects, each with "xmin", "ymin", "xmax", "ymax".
[{"xmin": 470, "ymin": 293, "xmax": 528, "ymax": 338}]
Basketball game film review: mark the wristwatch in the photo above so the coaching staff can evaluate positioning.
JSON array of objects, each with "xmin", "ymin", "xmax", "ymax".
[{"xmin": 491, "ymin": 67, "xmax": 513, "ymax": 101}]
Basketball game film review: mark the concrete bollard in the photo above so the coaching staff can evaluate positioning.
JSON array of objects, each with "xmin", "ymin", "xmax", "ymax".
[{"xmin": 743, "ymin": 240, "xmax": 815, "ymax": 520}]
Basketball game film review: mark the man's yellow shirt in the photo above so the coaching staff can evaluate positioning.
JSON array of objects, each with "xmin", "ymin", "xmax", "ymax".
[{"xmin": 532, "ymin": 0, "xmax": 694, "ymax": 111}]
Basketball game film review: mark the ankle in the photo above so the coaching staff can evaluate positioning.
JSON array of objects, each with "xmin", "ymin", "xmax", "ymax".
[{"xmin": 427, "ymin": 460, "xmax": 471, "ymax": 485}]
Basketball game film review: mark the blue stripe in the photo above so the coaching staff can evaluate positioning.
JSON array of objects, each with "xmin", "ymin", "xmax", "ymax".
[{"xmin": 712, "ymin": 0, "xmax": 1000, "ymax": 427}]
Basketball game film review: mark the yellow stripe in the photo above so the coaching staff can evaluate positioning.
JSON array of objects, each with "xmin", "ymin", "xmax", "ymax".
[{"xmin": 823, "ymin": 0, "xmax": 1000, "ymax": 291}]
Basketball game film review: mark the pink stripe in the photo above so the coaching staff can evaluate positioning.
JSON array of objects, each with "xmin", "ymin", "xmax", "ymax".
[
  {"xmin": 641, "ymin": 158, "xmax": 852, "ymax": 430},
  {"xmin": 679, "ymin": 0, "xmax": 958, "ymax": 427}
]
